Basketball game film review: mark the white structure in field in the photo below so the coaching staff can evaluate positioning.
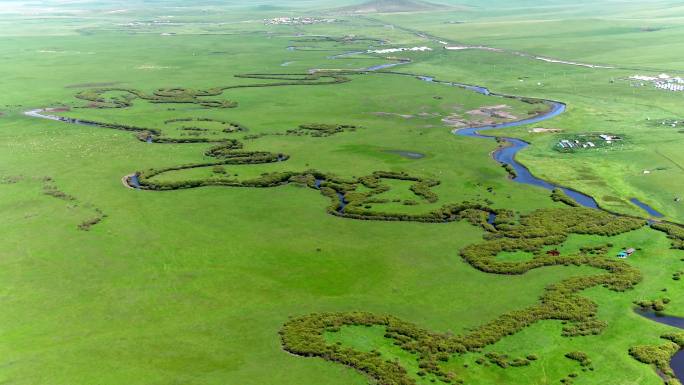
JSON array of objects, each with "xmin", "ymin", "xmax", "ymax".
[
  {"xmin": 264, "ymin": 17, "xmax": 338, "ymax": 25},
  {"xmin": 368, "ymin": 47, "xmax": 432, "ymax": 54},
  {"xmin": 536, "ymin": 57, "xmax": 614, "ymax": 69},
  {"xmin": 444, "ymin": 45, "xmax": 502, "ymax": 52},
  {"xmin": 557, "ymin": 135, "xmax": 620, "ymax": 149},
  {"xmin": 630, "ymin": 73, "xmax": 684, "ymax": 92}
]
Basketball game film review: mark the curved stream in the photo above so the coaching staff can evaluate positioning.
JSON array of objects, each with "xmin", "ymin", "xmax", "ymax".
[
  {"xmin": 24, "ymin": 52, "xmax": 666, "ymax": 215},
  {"xmin": 413, "ymin": 76, "xmax": 599, "ymax": 208},
  {"xmin": 456, "ymin": 100, "xmax": 600, "ymax": 208},
  {"xmin": 636, "ymin": 309, "xmax": 684, "ymax": 379},
  {"xmin": 412, "ymin": 75, "xmax": 667, "ymax": 215},
  {"xmin": 21, "ymin": 48, "xmax": 683, "ymax": 381},
  {"xmin": 323, "ymin": 52, "xmax": 599, "ymax": 207}
]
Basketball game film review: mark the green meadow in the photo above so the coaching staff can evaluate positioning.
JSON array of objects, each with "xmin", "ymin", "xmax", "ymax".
[{"xmin": 2, "ymin": 1, "xmax": 684, "ymax": 385}]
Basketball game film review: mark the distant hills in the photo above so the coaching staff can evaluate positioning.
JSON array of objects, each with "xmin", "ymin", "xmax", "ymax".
[{"xmin": 334, "ymin": 0, "xmax": 451, "ymax": 14}]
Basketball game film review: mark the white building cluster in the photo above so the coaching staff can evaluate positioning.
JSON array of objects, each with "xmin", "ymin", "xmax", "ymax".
[
  {"xmin": 599, "ymin": 134, "xmax": 621, "ymax": 144},
  {"xmin": 444, "ymin": 45, "xmax": 502, "ymax": 52},
  {"xmin": 630, "ymin": 73, "xmax": 684, "ymax": 92},
  {"xmin": 558, "ymin": 139, "xmax": 595, "ymax": 149},
  {"xmin": 656, "ymin": 83, "xmax": 684, "ymax": 91},
  {"xmin": 264, "ymin": 17, "xmax": 338, "ymax": 25},
  {"xmin": 557, "ymin": 134, "xmax": 621, "ymax": 150},
  {"xmin": 368, "ymin": 47, "xmax": 432, "ymax": 54},
  {"xmin": 658, "ymin": 119, "xmax": 681, "ymax": 128}
]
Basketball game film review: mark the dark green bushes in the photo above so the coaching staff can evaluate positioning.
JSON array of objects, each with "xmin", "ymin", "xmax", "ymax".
[
  {"xmin": 74, "ymin": 88, "xmax": 140, "ymax": 108},
  {"xmin": 502, "ymin": 163, "xmax": 517, "ymax": 178},
  {"xmin": 562, "ymin": 319, "xmax": 606, "ymax": 336},
  {"xmin": 410, "ymin": 179, "xmax": 439, "ymax": 203},
  {"xmin": 75, "ymin": 73, "xmax": 351, "ymax": 111},
  {"xmin": 232, "ymin": 73, "xmax": 351, "ymax": 88},
  {"xmin": 280, "ymin": 312, "xmax": 419, "ymax": 385},
  {"xmin": 280, "ymin": 207, "xmax": 646, "ymax": 385},
  {"xmin": 519, "ymin": 97, "xmax": 546, "ymax": 105},
  {"xmin": 43, "ymin": 184, "xmax": 76, "ymax": 201},
  {"xmin": 63, "ymin": 70, "xmax": 674, "ymax": 385},
  {"xmin": 552, "ymin": 188, "xmax": 580, "ymax": 207},
  {"xmin": 204, "ymin": 140, "xmax": 244, "ymax": 157},
  {"xmin": 651, "ymin": 222, "xmax": 684, "ymax": 250},
  {"xmin": 565, "ymin": 351, "xmax": 591, "ymax": 367},
  {"xmin": 78, "ymin": 208, "xmax": 107, "ymax": 231},
  {"xmin": 324, "ymin": 171, "xmax": 448, "ymax": 220},
  {"xmin": 635, "ymin": 297, "xmax": 670, "ymax": 313},
  {"xmin": 663, "ymin": 332, "xmax": 684, "ymax": 347},
  {"xmin": 30, "ymin": 177, "xmax": 106, "ymax": 231},
  {"xmin": 75, "ymin": 87, "xmax": 238, "ymax": 109},
  {"xmin": 484, "ymin": 352, "xmax": 530, "ymax": 368},
  {"xmin": 212, "ymin": 165, "xmax": 227, "ymax": 174},
  {"xmin": 332, "ymin": 203, "xmax": 483, "ymax": 223},
  {"xmin": 134, "ymin": 133, "xmax": 291, "ymax": 190},
  {"xmin": 293, "ymin": 123, "xmax": 357, "ymax": 137},
  {"xmin": 630, "ymin": 342, "xmax": 679, "ymax": 379},
  {"xmin": 457, "ymin": 209, "xmax": 496, "ymax": 232},
  {"xmin": 165, "ymin": 117, "xmax": 246, "ymax": 133}
]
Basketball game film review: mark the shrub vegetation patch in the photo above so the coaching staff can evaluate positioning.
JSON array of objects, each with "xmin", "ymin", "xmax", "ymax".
[{"xmin": 280, "ymin": 207, "xmax": 646, "ymax": 385}]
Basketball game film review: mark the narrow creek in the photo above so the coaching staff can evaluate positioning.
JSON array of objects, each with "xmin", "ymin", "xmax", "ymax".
[
  {"xmin": 129, "ymin": 174, "xmax": 141, "ymax": 189},
  {"xmin": 636, "ymin": 309, "xmax": 684, "ymax": 379},
  {"xmin": 413, "ymin": 73, "xmax": 667, "ymax": 214},
  {"xmin": 327, "ymin": 49, "xmax": 409, "ymax": 72},
  {"xmin": 22, "ymin": 54, "xmax": 663, "ymax": 216},
  {"xmin": 322, "ymin": 48, "xmax": 668, "ymax": 215},
  {"xmin": 21, "ymin": 47, "xmax": 684, "ymax": 381},
  {"xmin": 411, "ymin": 76, "xmax": 599, "ymax": 208},
  {"xmin": 314, "ymin": 178, "xmax": 346, "ymax": 213},
  {"xmin": 631, "ymin": 198, "xmax": 665, "ymax": 218}
]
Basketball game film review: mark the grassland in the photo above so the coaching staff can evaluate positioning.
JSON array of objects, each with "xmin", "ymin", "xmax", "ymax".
[{"xmin": 2, "ymin": 1, "xmax": 684, "ymax": 385}]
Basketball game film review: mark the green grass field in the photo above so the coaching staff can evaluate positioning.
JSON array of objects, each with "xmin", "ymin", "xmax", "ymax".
[{"xmin": 2, "ymin": 1, "xmax": 684, "ymax": 385}]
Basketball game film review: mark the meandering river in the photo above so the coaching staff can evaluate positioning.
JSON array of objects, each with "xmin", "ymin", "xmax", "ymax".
[
  {"xmin": 21, "ymin": 45, "xmax": 682, "ymax": 382},
  {"xmin": 23, "ymin": 51, "xmax": 667, "ymax": 217},
  {"xmin": 410, "ymin": 75, "xmax": 599, "ymax": 208}
]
